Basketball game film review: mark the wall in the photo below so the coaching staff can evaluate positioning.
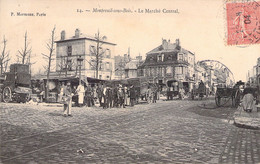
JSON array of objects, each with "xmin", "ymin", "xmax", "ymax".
[
  {"xmin": 56, "ymin": 39, "xmax": 85, "ymax": 72},
  {"xmin": 84, "ymin": 40, "xmax": 115, "ymax": 80}
]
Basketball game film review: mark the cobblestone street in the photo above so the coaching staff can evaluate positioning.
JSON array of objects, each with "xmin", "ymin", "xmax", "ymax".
[{"xmin": 1, "ymin": 99, "xmax": 260, "ymax": 163}]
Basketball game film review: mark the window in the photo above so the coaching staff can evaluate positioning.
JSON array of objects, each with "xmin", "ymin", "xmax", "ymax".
[
  {"xmin": 106, "ymin": 49, "xmax": 111, "ymax": 58},
  {"xmin": 157, "ymin": 54, "xmax": 165, "ymax": 62},
  {"xmin": 67, "ymin": 46, "xmax": 72, "ymax": 56},
  {"xmin": 159, "ymin": 67, "xmax": 162, "ymax": 76},
  {"xmin": 67, "ymin": 59, "xmax": 72, "ymax": 71},
  {"xmin": 166, "ymin": 66, "xmax": 172, "ymax": 75},
  {"xmin": 99, "ymin": 75, "xmax": 102, "ymax": 79},
  {"xmin": 106, "ymin": 62, "xmax": 110, "ymax": 70},
  {"xmin": 145, "ymin": 68, "xmax": 149, "ymax": 77},
  {"xmin": 158, "ymin": 55, "xmax": 162, "ymax": 61},
  {"xmin": 175, "ymin": 66, "xmax": 184, "ymax": 74},
  {"xmin": 184, "ymin": 54, "xmax": 188, "ymax": 61},
  {"xmin": 161, "ymin": 54, "xmax": 164, "ymax": 61},
  {"xmin": 178, "ymin": 53, "xmax": 183, "ymax": 61},
  {"xmin": 100, "ymin": 63, "xmax": 104, "ymax": 70},
  {"xmin": 89, "ymin": 45, "xmax": 95, "ymax": 56}
]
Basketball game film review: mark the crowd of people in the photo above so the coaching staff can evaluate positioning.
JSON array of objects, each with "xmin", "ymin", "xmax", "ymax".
[{"xmin": 57, "ymin": 81, "xmax": 143, "ymax": 116}]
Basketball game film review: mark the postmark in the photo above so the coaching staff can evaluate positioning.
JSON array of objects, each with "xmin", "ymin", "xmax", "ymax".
[{"xmin": 225, "ymin": 0, "xmax": 260, "ymax": 45}]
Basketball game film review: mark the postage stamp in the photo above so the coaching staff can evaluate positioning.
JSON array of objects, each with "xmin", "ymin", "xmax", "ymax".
[{"xmin": 226, "ymin": 0, "xmax": 260, "ymax": 45}]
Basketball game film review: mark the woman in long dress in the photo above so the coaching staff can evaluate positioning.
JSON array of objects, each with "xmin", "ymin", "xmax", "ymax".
[
  {"xmin": 241, "ymin": 86, "xmax": 256, "ymax": 112},
  {"xmin": 76, "ymin": 83, "xmax": 85, "ymax": 107}
]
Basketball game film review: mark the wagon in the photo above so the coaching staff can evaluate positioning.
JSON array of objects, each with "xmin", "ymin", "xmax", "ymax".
[
  {"xmin": 1, "ymin": 64, "xmax": 32, "ymax": 103},
  {"xmin": 215, "ymin": 87, "xmax": 235, "ymax": 107},
  {"xmin": 214, "ymin": 87, "xmax": 244, "ymax": 107}
]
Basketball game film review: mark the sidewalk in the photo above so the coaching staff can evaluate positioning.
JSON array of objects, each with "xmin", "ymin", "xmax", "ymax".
[{"xmin": 233, "ymin": 105, "xmax": 260, "ymax": 130}]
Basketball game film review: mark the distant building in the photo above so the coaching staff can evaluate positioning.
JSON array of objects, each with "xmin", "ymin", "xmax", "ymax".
[
  {"xmin": 138, "ymin": 38, "xmax": 195, "ymax": 91},
  {"xmin": 247, "ymin": 57, "xmax": 260, "ymax": 86},
  {"xmin": 114, "ymin": 54, "xmax": 131, "ymax": 79},
  {"xmin": 55, "ymin": 29, "xmax": 116, "ymax": 80},
  {"xmin": 125, "ymin": 56, "xmax": 144, "ymax": 78}
]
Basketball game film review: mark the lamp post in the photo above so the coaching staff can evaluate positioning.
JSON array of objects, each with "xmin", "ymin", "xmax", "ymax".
[{"xmin": 77, "ymin": 56, "xmax": 84, "ymax": 85}]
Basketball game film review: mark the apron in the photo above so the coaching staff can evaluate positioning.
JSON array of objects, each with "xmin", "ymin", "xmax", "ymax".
[
  {"xmin": 242, "ymin": 93, "xmax": 255, "ymax": 110},
  {"xmin": 78, "ymin": 92, "xmax": 84, "ymax": 104}
]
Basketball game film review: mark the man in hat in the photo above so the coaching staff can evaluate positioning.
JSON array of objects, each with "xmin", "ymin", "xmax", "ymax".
[
  {"xmin": 117, "ymin": 84, "xmax": 125, "ymax": 108},
  {"xmin": 63, "ymin": 82, "xmax": 73, "ymax": 116},
  {"xmin": 129, "ymin": 85, "xmax": 136, "ymax": 106}
]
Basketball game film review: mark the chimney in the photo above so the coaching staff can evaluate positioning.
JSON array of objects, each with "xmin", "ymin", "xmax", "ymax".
[
  {"xmin": 176, "ymin": 39, "xmax": 180, "ymax": 46},
  {"xmin": 61, "ymin": 30, "xmax": 66, "ymax": 40},
  {"xmin": 162, "ymin": 38, "xmax": 168, "ymax": 49},
  {"xmin": 176, "ymin": 39, "xmax": 181, "ymax": 50},
  {"xmin": 75, "ymin": 28, "xmax": 80, "ymax": 38}
]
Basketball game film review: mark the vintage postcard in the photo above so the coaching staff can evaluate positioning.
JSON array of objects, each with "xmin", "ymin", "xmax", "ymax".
[{"xmin": 0, "ymin": 0, "xmax": 260, "ymax": 163}]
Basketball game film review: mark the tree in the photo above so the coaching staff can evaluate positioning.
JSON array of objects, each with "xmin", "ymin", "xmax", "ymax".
[
  {"xmin": 56, "ymin": 56, "xmax": 76, "ymax": 77},
  {"xmin": 88, "ymin": 30, "xmax": 107, "ymax": 79},
  {"xmin": 17, "ymin": 31, "xmax": 32, "ymax": 64},
  {"xmin": 0, "ymin": 36, "xmax": 10, "ymax": 75},
  {"xmin": 42, "ymin": 26, "xmax": 56, "ymax": 102}
]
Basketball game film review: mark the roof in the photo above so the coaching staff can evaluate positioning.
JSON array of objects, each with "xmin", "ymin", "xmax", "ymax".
[
  {"xmin": 125, "ymin": 60, "xmax": 140, "ymax": 70},
  {"xmin": 55, "ymin": 34, "xmax": 116, "ymax": 46},
  {"xmin": 147, "ymin": 42, "xmax": 194, "ymax": 56}
]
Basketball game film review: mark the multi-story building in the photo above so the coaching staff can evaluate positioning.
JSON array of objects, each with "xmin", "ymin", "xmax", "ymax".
[
  {"xmin": 247, "ymin": 57, "xmax": 260, "ymax": 86},
  {"xmin": 55, "ymin": 29, "xmax": 116, "ymax": 80},
  {"xmin": 137, "ymin": 38, "xmax": 195, "ymax": 91}
]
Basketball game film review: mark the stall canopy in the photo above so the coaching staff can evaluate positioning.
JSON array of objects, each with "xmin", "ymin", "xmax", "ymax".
[{"xmin": 35, "ymin": 74, "xmax": 106, "ymax": 85}]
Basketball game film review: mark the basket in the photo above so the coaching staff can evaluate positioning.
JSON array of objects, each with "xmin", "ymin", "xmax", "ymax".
[{"xmin": 60, "ymin": 96, "xmax": 71, "ymax": 104}]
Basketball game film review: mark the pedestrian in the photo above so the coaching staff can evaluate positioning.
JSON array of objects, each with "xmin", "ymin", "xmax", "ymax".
[
  {"xmin": 152, "ymin": 90, "xmax": 157, "ymax": 103},
  {"xmin": 96, "ymin": 84, "xmax": 103, "ymax": 107},
  {"xmin": 86, "ymin": 85, "xmax": 93, "ymax": 107},
  {"xmin": 117, "ymin": 85, "xmax": 125, "ymax": 108},
  {"xmin": 130, "ymin": 85, "xmax": 136, "ymax": 106},
  {"xmin": 76, "ymin": 82, "xmax": 85, "ymax": 107},
  {"xmin": 112, "ymin": 86, "xmax": 118, "ymax": 107},
  {"xmin": 63, "ymin": 82, "xmax": 73, "ymax": 117},
  {"xmin": 58, "ymin": 82, "xmax": 65, "ymax": 102},
  {"xmin": 90, "ymin": 85, "xmax": 95, "ymax": 106},
  {"xmin": 102, "ymin": 85, "xmax": 107, "ymax": 109},
  {"xmin": 146, "ymin": 86, "xmax": 152, "ymax": 104},
  {"xmin": 107, "ymin": 87, "xmax": 113, "ymax": 108},
  {"xmin": 242, "ymin": 84, "xmax": 256, "ymax": 112},
  {"xmin": 198, "ymin": 80, "xmax": 205, "ymax": 100},
  {"xmin": 179, "ymin": 87, "xmax": 185, "ymax": 100},
  {"xmin": 124, "ymin": 86, "xmax": 129, "ymax": 106},
  {"xmin": 72, "ymin": 85, "xmax": 78, "ymax": 106}
]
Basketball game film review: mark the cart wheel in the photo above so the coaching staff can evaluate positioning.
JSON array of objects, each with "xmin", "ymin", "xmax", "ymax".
[{"xmin": 3, "ymin": 87, "xmax": 12, "ymax": 103}]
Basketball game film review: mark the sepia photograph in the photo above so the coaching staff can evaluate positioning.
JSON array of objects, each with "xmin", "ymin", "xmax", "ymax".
[{"xmin": 0, "ymin": 0, "xmax": 260, "ymax": 163}]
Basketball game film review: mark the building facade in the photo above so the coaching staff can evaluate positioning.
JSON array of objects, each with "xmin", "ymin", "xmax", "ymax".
[
  {"xmin": 114, "ymin": 54, "xmax": 131, "ymax": 79},
  {"xmin": 138, "ymin": 39, "xmax": 195, "ymax": 91},
  {"xmin": 125, "ymin": 56, "xmax": 144, "ymax": 78},
  {"xmin": 55, "ymin": 29, "xmax": 116, "ymax": 80},
  {"xmin": 247, "ymin": 57, "xmax": 260, "ymax": 86}
]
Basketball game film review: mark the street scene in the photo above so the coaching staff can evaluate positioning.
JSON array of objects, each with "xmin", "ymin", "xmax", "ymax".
[
  {"xmin": 1, "ymin": 98, "xmax": 259, "ymax": 163},
  {"xmin": 1, "ymin": 0, "xmax": 260, "ymax": 163}
]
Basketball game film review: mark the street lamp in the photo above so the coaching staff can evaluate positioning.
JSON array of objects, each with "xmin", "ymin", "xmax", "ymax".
[{"xmin": 77, "ymin": 56, "xmax": 84, "ymax": 85}]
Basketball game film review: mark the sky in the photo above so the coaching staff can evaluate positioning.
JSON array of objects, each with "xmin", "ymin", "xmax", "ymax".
[{"xmin": 0, "ymin": 0, "xmax": 259, "ymax": 81}]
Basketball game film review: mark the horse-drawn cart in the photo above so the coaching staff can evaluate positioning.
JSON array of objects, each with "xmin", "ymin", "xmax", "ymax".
[
  {"xmin": 215, "ymin": 87, "xmax": 243, "ymax": 107},
  {"xmin": 1, "ymin": 64, "xmax": 32, "ymax": 103}
]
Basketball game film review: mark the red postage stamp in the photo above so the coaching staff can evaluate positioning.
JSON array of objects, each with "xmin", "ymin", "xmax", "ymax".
[{"xmin": 226, "ymin": 1, "xmax": 260, "ymax": 45}]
